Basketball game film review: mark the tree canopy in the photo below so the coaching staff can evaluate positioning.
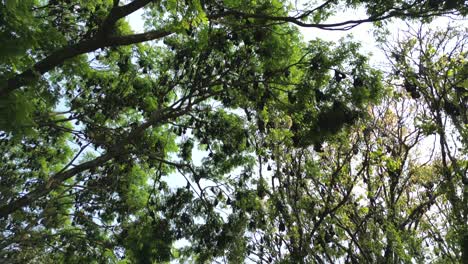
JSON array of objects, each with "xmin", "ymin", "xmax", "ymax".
[{"xmin": 0, "ymin": 0, "xmax": 467, "ymax": 263}]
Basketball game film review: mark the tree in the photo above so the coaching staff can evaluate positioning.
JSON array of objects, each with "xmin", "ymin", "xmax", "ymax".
[
  {"xmin": 0, "ymin": 0, "xmax": 466, "ymax": 263},
  {"xmin": 242, "ymin": 23, "xmax": 468, "ymax": 263},
  {"xmin": 243, "ymin": 92, "xmax": 458, "ymax": 263},
  {"xmin": 383, "ymin": 23, "xmax": 468, "ymax": 262}
]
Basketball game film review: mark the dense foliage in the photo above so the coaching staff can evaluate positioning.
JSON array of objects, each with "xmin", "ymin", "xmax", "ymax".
[{"xmin": 0, "ymin": 0, "xmax": 466, "ymax": 263}]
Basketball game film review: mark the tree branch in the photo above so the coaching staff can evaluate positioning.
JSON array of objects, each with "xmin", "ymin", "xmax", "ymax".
[
  {"xmin": 0, "ymin": 29, "xmax": 173, "ymax": 97},
  {"xmin": 100, "ymin": 0, "xmax": 153, "ymax": 34},
  {"xmin": 0, "ymin": 153, "xmax": 113, "ymax": 218}
]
